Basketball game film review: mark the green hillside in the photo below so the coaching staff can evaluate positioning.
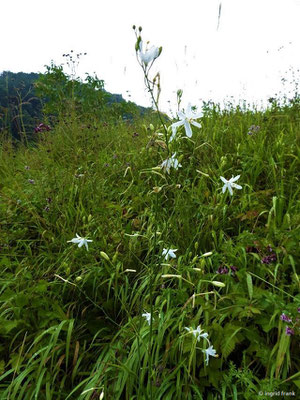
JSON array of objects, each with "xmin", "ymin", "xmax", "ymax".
[
  {"xmin": 0, "ymin": 66, "xmax": 158, "ymax": 144},
  {"xmin": 0, "ymin": 41, "xmax": 299, "ymax": 399}
]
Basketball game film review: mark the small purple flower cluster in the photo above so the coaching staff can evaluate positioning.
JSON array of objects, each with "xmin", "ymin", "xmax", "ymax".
[
  {"xmin": 217, "ymin": 265, "xmax": 238, "ymax": 275},
  {"xmin": 261, "ymin": 246, "xmax": 277, "ymax": 264},
  {"xmin": 44, "ymin": 197, "xmax": 52, "ymax": 212},
  {"xmin": 261, "ymin": 253, "xmax": 277, "ymax": 264},
  {"xmin": 286, "ymin": 326, "xmax": 294, "ymax": 336},
  {"xmin": 246, "ymin": 243, "xmax": 277, "ymax": 264},
  {"xmin": 34, "ymin": 123, "xmax": 51, "ymax": 133},
  {"xmin": 280, "ymin": 308, "xmax": 300, "ymax": 336},
  {"xmin": 247, "ymin": 125, "xmax": 260, "ymax": 135},
  {"xmin": 280, "ymin": 313, "xmax": 292, "ymax": 323}
]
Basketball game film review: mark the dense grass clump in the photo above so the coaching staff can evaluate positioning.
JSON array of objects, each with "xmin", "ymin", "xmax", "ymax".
[{"xmin": 0, "ymin": 95, "xmax": 299, "ymax": 399}]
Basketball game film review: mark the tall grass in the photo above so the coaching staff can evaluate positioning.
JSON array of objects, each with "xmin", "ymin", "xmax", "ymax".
[{"xmin": 0, "ymin": 35, "xmax": 299, "ymax": 398}]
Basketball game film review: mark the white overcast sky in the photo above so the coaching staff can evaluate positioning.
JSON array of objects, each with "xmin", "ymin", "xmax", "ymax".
[{"xmin": 1, "ymin": 0, "xmax": 299, "ymax": 115}]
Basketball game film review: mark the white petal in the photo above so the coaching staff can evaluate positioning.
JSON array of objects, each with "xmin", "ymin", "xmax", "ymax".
[
  {"xmin": 222, "ymin": 185, "xmax": 227, "ymax": 193},
  {"xmin": 139, "ymin": 40, "xmax": 143, "ymax": 52},
  {"xmin": 232, "ymin": 184, "xmax": 242, "ymax": 190},
  {"xmin": 220, "ymin": 176, "xmax": 227, "ymax": 183},
  {"xmin": 190, "ymin": 121, "xmax": 201, "ymax": 129},
  {"xmin": 69, "ymin": 238, "xmax": 80, "ymax": 244},
  {"xmin": 172, "ymin": 120, "xmax": 184, "ymax": 129},
  {"xmin": 230, "ymin": 175, "xmax": 240, "ymax": 182},
  {"xmin": 228, "ymin": 185, "xmax": 233, "ymax": 196},
  {"xmin": 78, "ymin": 241, "xmax": 84, "ymax": 248},
  {"xmin": 177, "ymin": 111, "xmax": 186, "ymax": 120},
  {"xmin": 184, "ymin": 121, "xmax": 193, "ymax": 137},
  {"xmin": 186, "ymin": 103, "xmax": 192, "ymax": 116}
]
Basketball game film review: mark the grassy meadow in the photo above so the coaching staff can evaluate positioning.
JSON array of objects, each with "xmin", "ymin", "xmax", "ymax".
[{"xmin": 0, "ymin": 37, "xmax": 300, "ymax": 399}]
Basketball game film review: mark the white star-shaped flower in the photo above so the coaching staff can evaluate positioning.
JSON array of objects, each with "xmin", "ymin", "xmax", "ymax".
[
  {"xmin": 162, "ymin": 248, "xmax": 178, "ymax": 260},
  {"xmin": 160, "ymin": 153, "xmax": 182, "ymax": 174},
  {"xmin": 67, "ymin": 234, "xmax": 93, "ymax": 251},
  {"xmin": 203, "ymin": 345, "xmax": 218, "ymax": 365},
  {"xmin": 184, "ymin": 325, "xmax": 210, "ymax": 343},
  {"xmin": 138, "ymin": 40, "xmax": 160, "ymax": 66},
  {"xmin": 220, "ymin": 175, "xmax": 242, "ymax": 195},
  {"xmin": 170, "ymin": 103, "xmax": 202, "ymax": 140},
  {"xmin": 142, "ymin": 311, "xmax": 152, "ymax": 325}
]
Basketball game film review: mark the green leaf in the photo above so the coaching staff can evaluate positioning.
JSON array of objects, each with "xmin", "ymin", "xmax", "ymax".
[
  {"xmin": 246, "ymin": 273, "xmax": 253, "ymax": 301},
  {"xmin": 293, "ymin": 380, "xmax": 300, "ymax": 389}
]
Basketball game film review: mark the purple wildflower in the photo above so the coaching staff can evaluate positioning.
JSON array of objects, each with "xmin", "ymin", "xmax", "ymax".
[
  {"xmin": 247, "ymin": 125, "xmax": 260, "ymax": 135},
  {"xmin": 280, "ymin": 313, "xmax": 292, "ymax": 323},
  {"xmin": 34, "ymin": 123, "xmax": 51, "ymax": 133},
  {"xmin": 24, "ymin": 165, "xmax": 30, "ymax": 170},
  {"xmin": 44, "ymin": 206, "xmax": 50, "ymax": 212},
  {"xmin": 298, "ymin": 308, "xmax": 300, "ymax": 313},
  {"xmin": 217, "ymin": 266, "xmax": 229, "ymax": 274},
  {"xmin": 28, "ymin": 179, "xmax": 35, "ymax": 184},
  {"xmin": 285, "ymin": 326, "xmax": 294, "ymax": 336},
  {"xmin": 261, "ymin": 253, "xmax": 277, "ymax": 264}
]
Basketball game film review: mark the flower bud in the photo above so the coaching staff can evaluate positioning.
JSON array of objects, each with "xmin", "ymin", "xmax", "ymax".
[
  {"xmin": 194, "ymin": 241, "xmax": 199, "ymax": 250},
  {"xmin": 211, "ymin": 281, "xmax": 225, "ymax": 287},
  {"xmin": 201, "ymin": 252, "xmax": 213, "ymax": 258},
  {"xmin": 149, "ymin": 124, "xmax": 155, "ymax": 131},
  {"xmin": 153, "ymin": 186, "xmax": 162, "ymax": 193},
  {"xmin": 100, "ymin": 251, "xmax": 110, "ymax": 261},
  {"xmin": 75, "ymin": 276, "xmax": 82, "ymax": 282}
]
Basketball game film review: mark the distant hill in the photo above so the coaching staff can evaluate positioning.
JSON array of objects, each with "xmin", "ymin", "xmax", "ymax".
[{"xmin": 0, "ymin": 70, "xmax": 159, "ymax": 143}]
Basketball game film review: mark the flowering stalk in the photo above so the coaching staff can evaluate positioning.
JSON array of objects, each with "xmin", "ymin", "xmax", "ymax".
[{"xmin": 133, "ymin": 26, "xmax": 170, "ymax": 154}]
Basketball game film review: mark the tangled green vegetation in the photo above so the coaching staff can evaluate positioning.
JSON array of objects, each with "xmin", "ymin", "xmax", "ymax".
[{"xmin": 0, "ymin": 67, "xmax": 300, "ymax": 398}]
